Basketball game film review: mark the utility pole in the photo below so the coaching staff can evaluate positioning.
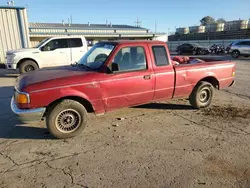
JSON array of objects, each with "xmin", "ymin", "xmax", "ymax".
[{"xmin": 155, "ymin": 20, "xmax": 157, "ymax": 34}]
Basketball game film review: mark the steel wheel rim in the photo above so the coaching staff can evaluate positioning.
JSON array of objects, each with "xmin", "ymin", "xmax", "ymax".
[
  {"xmin": 199, "ymin": 88, "xmax": 210, "ymax": 104},
  {"xmin": 55, "ymin": 109, "xmax": 81, "ymax": 133}
]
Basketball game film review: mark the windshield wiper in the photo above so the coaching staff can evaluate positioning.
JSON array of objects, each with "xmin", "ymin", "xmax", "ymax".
[{"xmin": 72, "ymin": 62, "xmax": 92, "ymax": 70}]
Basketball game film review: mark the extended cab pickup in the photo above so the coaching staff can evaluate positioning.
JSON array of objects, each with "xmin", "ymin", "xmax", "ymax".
[
  {"xmin": 11, "ymin": 41, "xmax": 236, "ymax": 139},
  {"xmin": 6, "ymin": 36, "xmax": 88, "ymax": 74}
]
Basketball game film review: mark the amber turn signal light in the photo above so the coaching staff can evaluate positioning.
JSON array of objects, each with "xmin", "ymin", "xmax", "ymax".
[{"xmin": 15, "ymin": 93, "xmax": 29, "ymax": 104}]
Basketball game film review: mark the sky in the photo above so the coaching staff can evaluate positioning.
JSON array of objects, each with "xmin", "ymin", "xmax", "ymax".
[{"xmin": 1, "ymin": 0, "xmax": 250, "ymax": 33}]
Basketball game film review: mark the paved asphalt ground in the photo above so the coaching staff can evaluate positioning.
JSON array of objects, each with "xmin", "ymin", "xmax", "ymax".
[{"xmin": 0, "ymin": 55, "xmax": 249, "ymax": 188}]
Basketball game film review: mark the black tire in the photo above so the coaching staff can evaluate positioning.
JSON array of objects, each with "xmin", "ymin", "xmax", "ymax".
[
  {"xmin": 201, "ymin": 50, "xmax": 207, "ymax": 55},
  {"xmin": 192, "ymin": 50, "xmax": 197, "ymax": 55},
  {"xmin": 46, "ymin": 99, "xmax": 88, "ymax": 139},
  {"xmin": 177, "ymin": 49, "xmax": 182, "ymax": 55},
  {"xmin": 19, "ymin": 60, "xmax": 39, "ymax": 74},
  {"xmin": 189, "ymin": 81, "xmax": 214, "ymax": 109},
  {"xmin": 231, "ymin": 50, "xmax": 240, "ymax": 58}
]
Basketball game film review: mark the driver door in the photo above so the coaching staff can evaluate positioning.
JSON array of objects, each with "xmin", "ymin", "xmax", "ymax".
[
  {"xmin": 39, "ymin": 39, "xmax": 69, "ymax": 67},
  {"xmin": 100, "ymin": 45, "xmax": 155, "ymax": 111}
]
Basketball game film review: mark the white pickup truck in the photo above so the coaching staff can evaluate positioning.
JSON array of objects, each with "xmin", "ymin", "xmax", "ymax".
[{"xmin": 6, "ymin": 36, "xmax": 88, "ymax": 74}]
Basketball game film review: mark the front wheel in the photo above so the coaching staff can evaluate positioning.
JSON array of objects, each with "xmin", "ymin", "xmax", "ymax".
[
  {"xmin": 189, "ymin": 81, "xmax": 214, "ymax": 109},
  {"xmin": 19, "ymin": 60, "xmax": 38, "ymax": 74},
  {"xmin": 231, "ymin": 50, "xmax": 240, "ymax": 58},
  {"xmin": 46, "ymin": 99, "xmax": 88, "ymax": 139}
]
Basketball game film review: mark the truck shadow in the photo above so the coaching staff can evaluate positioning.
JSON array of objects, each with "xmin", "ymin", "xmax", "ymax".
[
  {"xmin": 0, "ymin": 117, "xmax": 54, "ymax": 140},
  {"xmin": 0, "ymin": 86, "xmax": 54, "ymax": 140},
  {"xmin": 133, "ymin": 103, "xmax": 194, "ymax": 110}
]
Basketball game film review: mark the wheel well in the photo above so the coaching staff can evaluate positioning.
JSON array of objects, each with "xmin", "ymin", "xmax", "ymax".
[
  {"xmin": 200, "ymin": 76, "xmax": 219, "ymax": 89},
  {"xmin": 232, "ymin": 49, "xmax": 240, "ymax": 53},
  {"xmin": 17, "ymin": 58, "xmax": 39, "ymax": 69},
  {"xmin": 45, "ymin": 96, "xmax": 94, "ymax": 115}
]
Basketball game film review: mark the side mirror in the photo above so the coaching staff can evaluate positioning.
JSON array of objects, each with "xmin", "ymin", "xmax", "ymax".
[{"xmin": 111, "ymin": 63, "xmax": 119, "ymax": 72}]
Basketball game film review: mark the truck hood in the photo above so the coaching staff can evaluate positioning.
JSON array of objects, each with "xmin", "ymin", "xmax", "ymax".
[
  {"xmin": 7, "ymin": 48, "xmax": 39, "ymax": 55},
  {"xmin": 15, "ymin": 66, "xmax": 94, "ymax": 92}
]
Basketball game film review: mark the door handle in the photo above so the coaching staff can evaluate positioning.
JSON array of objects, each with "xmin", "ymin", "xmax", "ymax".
[
  {"xmin": 143, "ymin": 75, "xmax": 151, "ymax": 80},
  {"xmin": 60, "ymin": 52, "xmax": 65, "ymax": 54}
]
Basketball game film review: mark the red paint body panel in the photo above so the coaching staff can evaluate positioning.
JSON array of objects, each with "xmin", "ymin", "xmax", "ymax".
[{"xmin": 15, "ymin": 41, "xmax": 236, "ymax": 114}]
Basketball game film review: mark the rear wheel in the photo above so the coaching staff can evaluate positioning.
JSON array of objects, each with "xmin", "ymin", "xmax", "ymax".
[
  {"xmin": 46, "ymin": 99, "xmax": 88, "ymax": 139},
  {"xmin": 231, "ymin": 50, "xmax": 240, "ymax": 58},
  {"xmin": 177, "ymin": 49, "xmax": 182, "ymax": 55},
  {"xmin": 19, "ymin": 60, "xmax": 38, "ymax": 74},
  {"xmin": 201, "ymin": 50, "xmax": 207, "ymax": 55},
  {"xmin": 189, "ymin": 81, "xmax": 214, "ymax": 109},
  {"xmin": 192, "ymin": 50, "xmax": 197, "ymax": 55}
]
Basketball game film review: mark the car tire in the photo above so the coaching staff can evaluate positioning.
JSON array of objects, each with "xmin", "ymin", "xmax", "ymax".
[
  {"xmin": 231, "ymin": 50, "xmax": 240, "ymax": 58},
  {"xmin": 19, "ymin": 60, "xmax": 39, "ymax": 74},
  {"xmin": 189, "ymin": 81, "xmax": 214, "ymax": 109},
  {"xmin": 201, "ymin": 50, "xmax": 207, "ymax": 55},
  {"xmin": 177, "ymin": 49, "xmax": 182, "ymax": 55},
  {"xmin": 192, "ymin": 50, "xmax": 197, "ymax": 55},
  {"xmin": 46, "ymin": 99, "xmax": 88, "ymax": 139}
]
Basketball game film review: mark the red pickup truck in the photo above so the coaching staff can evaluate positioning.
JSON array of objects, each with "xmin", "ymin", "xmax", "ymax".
[{"xmin": 11, "ymin": 41, "xmax": 236, "ymax": 139}]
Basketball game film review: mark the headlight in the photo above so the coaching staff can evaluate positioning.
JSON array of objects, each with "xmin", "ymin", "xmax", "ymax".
[
  {"xmin": 14, "ymin": 91, "xmax": 30, "ymax": 104},
  {"xmin": 11, "ymin": 54, "xmax": 16, "ymax": 60}
]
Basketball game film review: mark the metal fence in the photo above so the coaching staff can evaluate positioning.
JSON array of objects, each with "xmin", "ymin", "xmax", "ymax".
[{"xmin": 169, "ymin": 29, "xmax": 250, "ymax": 41}]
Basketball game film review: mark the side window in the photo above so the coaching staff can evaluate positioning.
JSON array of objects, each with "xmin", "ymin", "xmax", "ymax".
[
  {"xmin": 237, "ymin": 41, "xmax": 249, "ymax": 46},
  {"xmin": 152, "ymin": 46, "xmax": 169, "ymax": 66},
  {"xmin": 42, "ymin": 39, "xmax": 68, "ymax": 51},
  {"xmin": 111, "ymin": 46, "xmax": 147, "ymax": 72},
  {"xmin": 69, "ymin": 38, "xmax": 83, "ymax": 48}
]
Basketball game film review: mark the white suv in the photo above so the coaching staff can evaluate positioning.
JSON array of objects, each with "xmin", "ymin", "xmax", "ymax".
[
  {"xmin": 6, "ymin": 36, "xmax": 88, "ymax": 74},
  {"xmin": 229, "ymin": 40, "xmax": 250, "ymax": 58}
]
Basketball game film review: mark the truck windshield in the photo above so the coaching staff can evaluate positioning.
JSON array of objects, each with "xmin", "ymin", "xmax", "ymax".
[
  {"xmin": 35, "ymin": 38, "xmax": 51, "ymax": 48},
  {"xmin": 78, "ymin": 43, "xmax": 115, "ymax": 70}
]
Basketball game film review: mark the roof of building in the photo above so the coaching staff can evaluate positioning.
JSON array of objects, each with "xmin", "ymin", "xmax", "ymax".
[
  {"xmin": 29, "ymin": 22, "xmax": 148, "ymax": 30},
  {"xmin": 0, "ymin": 5, "xmax": 25, "ymax": 9}
]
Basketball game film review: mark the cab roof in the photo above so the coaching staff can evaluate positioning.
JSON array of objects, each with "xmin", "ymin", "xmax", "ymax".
[{"xmin": 98, "ymin": 40, "xmax": 166, "ymax": 45}]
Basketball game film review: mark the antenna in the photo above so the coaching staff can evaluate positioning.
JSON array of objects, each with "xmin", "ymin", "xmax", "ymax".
[
  {"xmin": 70, "ymin": 15, "xmax": 72, "ymax": 24},
  {"xmin": 68, "ymin": 18, "xmax": 71, "ymax": 26},
  {"xmin": 11, "ymin": 0, "xmax": 14, "ymax": 6},
  {"xmin": 106, "ymin": 19, "xmax": 108, "ymax": 26},
  {"xmin": 7, "ymin": 1, "xmax": 11, "ymax": 6},
  {"xmin": 62, "ymin": 20, "xmax": 65, "ymax": 26},
  {"xmin": 134, "ymin": 17, "xmax": 141, "ymax": 27}
]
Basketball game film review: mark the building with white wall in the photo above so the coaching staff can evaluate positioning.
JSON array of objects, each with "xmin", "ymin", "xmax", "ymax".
[{"xmin": 0, "ymin": 5, "xmax": 29, "ymax": 63}]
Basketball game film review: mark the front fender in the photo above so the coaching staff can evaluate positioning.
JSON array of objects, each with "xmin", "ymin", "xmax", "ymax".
[
  {"xmin": 29, "ymin": 86, "xmax": 104, "ymax": 114},
  {"xmin": 16, "ymin": 55, "xmax": 42, "ymax": 68}
]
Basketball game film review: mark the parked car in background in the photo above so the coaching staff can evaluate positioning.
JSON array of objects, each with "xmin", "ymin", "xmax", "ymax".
[
  {"xmin": 11, "ymin": 40, "xmax": 236, "ymax": 139},
  {"xmin": 176, "ymin": 43, "xmax": 209, "ymax": 55},
  {"xmin": 6, "ymin": 36, "xmax": 88, "ymax": 74},
  {"xmin": 228, "ymin": 40, "xmax": 250, "ymax": 58}
]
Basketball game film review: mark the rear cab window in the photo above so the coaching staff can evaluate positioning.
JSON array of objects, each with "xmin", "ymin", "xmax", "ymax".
[
  {"xmin": 69, "ymin": 38, "xmax": 83, "ymax": 48},
  {"xmin": 152, "ymin": 46, "xmax": 169, "ymax": 66}
]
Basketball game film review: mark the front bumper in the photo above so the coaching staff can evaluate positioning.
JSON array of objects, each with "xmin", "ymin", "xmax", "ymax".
[
  {"xmin": 6, "ymin": 63, "xmax": 17, "ymax": 70},
  {"xmin": 11, "ymin": 97, "xmax": 46, "ymax": 122}
]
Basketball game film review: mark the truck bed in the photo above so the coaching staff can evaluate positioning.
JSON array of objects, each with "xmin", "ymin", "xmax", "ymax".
[{"xmin": 172, "ymin": 58, "xmax": 235, "ymax": 98}]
